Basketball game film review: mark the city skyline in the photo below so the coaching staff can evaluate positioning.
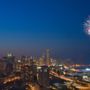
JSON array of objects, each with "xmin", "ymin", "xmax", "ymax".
[{"xmin": 0, "ymin": 0, "xmax": 90, "ymax": 64}]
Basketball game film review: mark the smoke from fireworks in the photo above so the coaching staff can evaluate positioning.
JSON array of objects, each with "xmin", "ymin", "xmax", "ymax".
[{"xmin": 84, "ymin": 16, "xmax": 90, "ymax": 35}]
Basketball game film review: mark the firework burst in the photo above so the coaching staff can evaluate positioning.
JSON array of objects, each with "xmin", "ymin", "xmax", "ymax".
[{"xmin": 84, "ymin": 16, "xmax": 90, "ymax": 35}]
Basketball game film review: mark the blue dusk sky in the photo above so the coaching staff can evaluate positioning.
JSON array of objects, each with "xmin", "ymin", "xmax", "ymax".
[{"xmin": 0, "ymin": 0, "xmax": 90, "ymax": 63}]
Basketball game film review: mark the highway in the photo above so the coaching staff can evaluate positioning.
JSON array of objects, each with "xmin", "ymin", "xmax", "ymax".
[
  {"xmin": 50, "ymin": 70, "xmax": 73, "ymax": 82},
  {"xmin": 50, "ymin": 70, "xmax": 90, "ymax": 90}
]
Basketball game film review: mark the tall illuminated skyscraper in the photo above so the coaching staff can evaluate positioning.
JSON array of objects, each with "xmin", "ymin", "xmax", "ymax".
[
  {"xmin": 3, "ymin": 52, "xmax": 15, "ymax": 75},
  {"xmin": 46, "ymin": 49, "xmax": 51, "ymax": 66}
]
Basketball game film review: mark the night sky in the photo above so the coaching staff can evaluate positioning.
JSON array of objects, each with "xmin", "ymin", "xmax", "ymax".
[{"xmin": 0, "ymin": 0, "xmax": 90, "ymax": 64}]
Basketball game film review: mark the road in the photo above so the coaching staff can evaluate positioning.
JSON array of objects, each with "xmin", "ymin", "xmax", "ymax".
[
  {"xmin": 28, "ymin": 83, "xmax": 40, "ymax": 90},
  {"xmin": 50, "ymin": 70, "xmax": 90, "ymax": 90}
]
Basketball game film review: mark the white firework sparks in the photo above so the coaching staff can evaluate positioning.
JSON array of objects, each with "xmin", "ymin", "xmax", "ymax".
[{"xmin": 84, "ymin": 16, "xmax": 90, "ymax": 35}]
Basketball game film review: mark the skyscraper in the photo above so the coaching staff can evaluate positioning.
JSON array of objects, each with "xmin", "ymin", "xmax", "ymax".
[
  {"xmin": 46, "ymin": 49, "xmax": 51, "ymax": 66},
  {"xmin": 38, "ymin": 66, "xmax": 49, "ymax": 88},
  {"xmin": 3, "ymin": 52, "xmax": 15, "ymax": 75}
]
